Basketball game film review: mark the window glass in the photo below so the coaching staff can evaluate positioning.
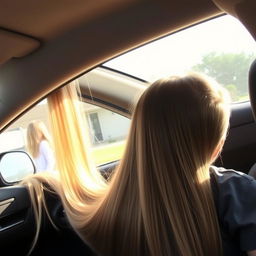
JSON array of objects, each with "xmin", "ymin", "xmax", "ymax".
[
  {"xmin": 0, "ymin": 96, "xmax": 130, "ymax": 177},
  {"xmin": 83, "ymin": 103, "xmax": 129, "ymax": 166},
  {"xmin": 104, "ymin": 15, "xmax": 256, "ymax": 102}
]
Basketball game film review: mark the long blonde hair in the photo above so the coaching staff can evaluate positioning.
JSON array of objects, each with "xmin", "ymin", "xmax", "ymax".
[
  {"xmin": 26, "ymin": 120, "xmax": 51, "ymax": 158},
  {"xmin": 22, "ymin": 73, "xmax": 230, "ymax": 256}
]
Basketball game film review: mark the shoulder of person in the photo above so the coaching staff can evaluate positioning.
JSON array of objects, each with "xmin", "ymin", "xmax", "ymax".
[
  {"xmin": 210, "ymin": 165, "xmax": 256, "ymax": 219},
  {"xmin": 210, "ymin": 165, "xmax": 255, "ymax": 186},
  {"xmin": 210, "ymin": 165, "xmax": 256, "ymax": 218},
  {"xmin": 39, "ymin": 140, "xmax": 51, "ymax": 150},
  {"xmin": 210, "ymin": 166, "xmax": 256, "ymax": 252}
]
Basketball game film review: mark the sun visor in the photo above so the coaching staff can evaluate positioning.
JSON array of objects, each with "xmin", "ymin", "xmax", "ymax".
[{"xmin": 0, "ymin": 29, "xmax": 40, "ymax": 65}]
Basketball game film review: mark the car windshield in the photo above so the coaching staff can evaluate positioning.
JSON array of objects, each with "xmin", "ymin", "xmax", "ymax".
[{"xmin": 103, "ymin": 15, "xmax": 256, "ymax": 102}]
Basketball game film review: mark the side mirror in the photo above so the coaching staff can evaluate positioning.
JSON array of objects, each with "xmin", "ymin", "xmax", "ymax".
[{"xmin": 0, "ymin": 151, "xmax": 35, "ymax": 185}]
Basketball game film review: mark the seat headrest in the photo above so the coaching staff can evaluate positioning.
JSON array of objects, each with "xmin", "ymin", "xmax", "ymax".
[{"xmin": 249, "ymin": 59, "xmax": 256, "ymax": 120}]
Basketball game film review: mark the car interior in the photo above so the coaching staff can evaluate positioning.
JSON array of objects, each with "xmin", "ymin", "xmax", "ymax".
[{"xmin": 0, "ymin": 0, "xmax": 255, "ymax": 255}]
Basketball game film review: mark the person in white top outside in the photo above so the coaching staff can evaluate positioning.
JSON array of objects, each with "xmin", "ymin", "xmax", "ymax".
[{"xmin": 26, "ymin": 120, "xmax": 55, "ymax": 172}]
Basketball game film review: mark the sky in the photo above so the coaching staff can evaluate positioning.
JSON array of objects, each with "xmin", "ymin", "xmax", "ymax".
[{"xmin": 104, "ymin": 15, "xmax": 256, "ymax": 82}]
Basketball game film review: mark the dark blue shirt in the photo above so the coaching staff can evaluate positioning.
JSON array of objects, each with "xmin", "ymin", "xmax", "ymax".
[{"xmin": 211, "ymin": 166, "xmax": 256, "ymax": 255}]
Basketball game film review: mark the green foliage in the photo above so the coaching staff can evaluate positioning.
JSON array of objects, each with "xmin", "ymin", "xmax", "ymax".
[
  {"xmin": 225, "ymin": 84, "xmax": 239, "ymax": 101},
  {"xmin": 192, "ymin": 52, "xmax": 255, "ymax": 101}
]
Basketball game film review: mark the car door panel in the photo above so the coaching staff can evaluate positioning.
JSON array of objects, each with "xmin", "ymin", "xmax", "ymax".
[
  {"xmin": 0, "ymin": 186, "xmax": 35, "ymax": 254},
  {"xmin": 0, "ymin": 185, "xmax": 95, "ymax": 255}
]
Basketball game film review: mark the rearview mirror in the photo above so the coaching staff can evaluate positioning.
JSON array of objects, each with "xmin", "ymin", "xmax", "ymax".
[{"xmin": 0, "ymin": 151, "xmax": 35, "ymax": 184}]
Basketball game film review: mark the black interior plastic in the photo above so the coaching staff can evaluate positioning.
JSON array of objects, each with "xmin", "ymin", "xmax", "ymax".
[{"xmin": 249, "ymin": 59, "xmax": 256, "ymax": 120}]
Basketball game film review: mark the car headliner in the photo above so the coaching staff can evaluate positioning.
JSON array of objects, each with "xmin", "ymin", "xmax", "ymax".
[{"xmin": 0, "ymin": 0, "xmax": 255, "ymax": 131}]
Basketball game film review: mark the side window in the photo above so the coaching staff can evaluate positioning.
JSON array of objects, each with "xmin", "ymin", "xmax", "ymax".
[
  {"xmin": 105, "ymin": 15, "xmax": 256, "ymax": 102},
  {"xmin": 83, "ymin": 103, "xmax": 130, "ymax": 166},
  {"xmin": 0, "ymin": 100, "xmax": 50, "ymax": 154},
  {"xmin": 0, "ymin": 97, "xmax": 130, "ymax": 177},
  {"xmin": 89, "ymin": 112, "xmax": 104, "ymax": 143}
]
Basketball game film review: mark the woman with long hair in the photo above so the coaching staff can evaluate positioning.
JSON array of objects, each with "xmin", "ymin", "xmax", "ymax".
[
  {"xmin": 23, "ymin": 74, "xmax": 256, "ymax": 256},
  {"xmin": 26, "ymin": 120, "xmax": 55, "ymax": 172}
]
